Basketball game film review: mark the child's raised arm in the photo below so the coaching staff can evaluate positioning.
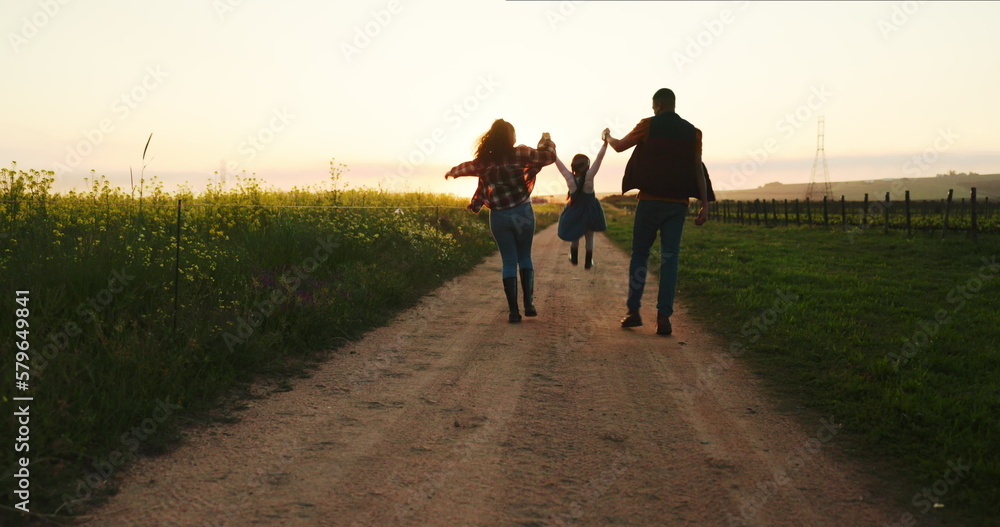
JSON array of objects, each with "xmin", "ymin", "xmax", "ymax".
[
  {"xmin": 587, "ymin": 138, "xmax": 609, "ymax": 180},
  {"xmin": 553, "ymin": 151, "xmax": 577, "ymax": 193}
]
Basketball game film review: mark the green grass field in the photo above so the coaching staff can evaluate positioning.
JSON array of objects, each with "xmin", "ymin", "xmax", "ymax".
[
  {"xmin": 602, "ymin": 202, "xmax": 1000, "ymax": 524},
  {"xmin": 0, "ymin": 167, "xmax": 561, "ymax": 523}
]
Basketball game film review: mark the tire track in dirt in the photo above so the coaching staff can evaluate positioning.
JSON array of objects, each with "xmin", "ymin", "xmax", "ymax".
[{"xmin": 84, "ymin": 223, "xmax": 906, "ymax": 526}]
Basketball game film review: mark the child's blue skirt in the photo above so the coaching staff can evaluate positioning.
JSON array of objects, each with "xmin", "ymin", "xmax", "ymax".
[{"xmin": 557, "ymin": 192, "xmax": 607, "ymax": 241}]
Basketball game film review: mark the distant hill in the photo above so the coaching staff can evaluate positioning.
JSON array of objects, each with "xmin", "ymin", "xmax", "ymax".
[{"xmin": 714, "ymin": 173, "xmax": 999, "ymax": 202}]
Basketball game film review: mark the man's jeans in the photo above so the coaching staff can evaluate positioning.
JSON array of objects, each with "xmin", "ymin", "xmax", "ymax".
[
  {"xmin": 490, "ymin": 202, "xmax": 535, "ymax": 279},
  {"xmin": 627, "ymin": 200, "xmax": 687, "ymax": 316}
]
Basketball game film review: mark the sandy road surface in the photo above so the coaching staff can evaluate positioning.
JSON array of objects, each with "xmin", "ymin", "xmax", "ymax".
[{"xmin": 85, "ymin": 224, "xmax": 905, "ymax": 526}]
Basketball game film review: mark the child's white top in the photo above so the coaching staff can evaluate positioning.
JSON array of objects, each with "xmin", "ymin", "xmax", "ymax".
[{"xmin": 555, "ymin": 141, "xmax": 608, "ymax": 195}]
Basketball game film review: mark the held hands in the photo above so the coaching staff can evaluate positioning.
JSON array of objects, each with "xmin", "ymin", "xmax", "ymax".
[
  {"xmin": 538, "ymin": 133, "xmax": 555, "ymax": 152},
  {"xmin": 602, "ymin": 128, "xmax": 610, "ymax": 143}
]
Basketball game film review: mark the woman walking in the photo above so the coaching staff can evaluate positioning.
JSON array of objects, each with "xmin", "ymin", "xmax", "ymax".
[
  {"xmin": 445, "ymin": 119, "xmax": 556, "ymax": 323},
  {"xmin": 555, "ymin": 131, "xmax": 609, "ymax": 269}
]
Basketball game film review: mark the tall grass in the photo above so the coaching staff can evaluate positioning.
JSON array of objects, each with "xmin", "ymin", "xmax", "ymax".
[{"xmin": 0, "ymin": 165, "xmax": 556, "ymax": 522}]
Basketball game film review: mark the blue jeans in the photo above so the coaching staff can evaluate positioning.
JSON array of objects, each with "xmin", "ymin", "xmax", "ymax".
[
  {"xmin": 627, "ymin": 200, "xmax": 687, "ymax": 316},
  {"xmin": 490, "ymin": 202, "xmax": 535, "ymax": 279}
]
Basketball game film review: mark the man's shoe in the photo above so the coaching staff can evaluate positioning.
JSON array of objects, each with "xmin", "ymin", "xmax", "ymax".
[
  {"xmin": 569, "ymin": 247, "xmax": 579, "ymax": 266},
  {"xmin": 656, "ymin": 312, "xmax": 672, "ymax": 335},
  {"xmin": 584, "ymin": 250, "xmax": 594, "ymax": 269},
  {"xmin": 620, "ymin": 309, "xmax": 642, "ymax": 328}
]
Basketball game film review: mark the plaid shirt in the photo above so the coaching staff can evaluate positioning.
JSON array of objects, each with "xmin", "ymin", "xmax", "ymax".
[{"xmin": 446, "ymin": 142, "xmax": 555, "ymax": 212}]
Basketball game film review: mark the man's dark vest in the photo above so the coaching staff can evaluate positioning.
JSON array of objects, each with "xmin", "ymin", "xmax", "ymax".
[{"xmin": 621, "ymin": 112, "xmax": 715, "ymax": 201}]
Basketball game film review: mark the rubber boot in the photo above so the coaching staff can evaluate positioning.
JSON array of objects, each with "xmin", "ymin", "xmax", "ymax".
[
  {"xmin": 585, "ymin": 250, "xmax": 594, "ymax": 269},
  {"xmin": 569, "ymin": 246, "xmax": 579, "ymax": 265},
  {"xmin": 503, "ymin": 277, "xmax": 521, "ymax": 323},
  {"xmin": 520, "ymin": 268, "xmax": 537, "ymax": 317}
]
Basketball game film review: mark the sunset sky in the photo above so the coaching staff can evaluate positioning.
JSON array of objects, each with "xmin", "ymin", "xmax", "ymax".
[{"xmin": 3, "ymin": 1, "xmax": 999, "ymax": 198}]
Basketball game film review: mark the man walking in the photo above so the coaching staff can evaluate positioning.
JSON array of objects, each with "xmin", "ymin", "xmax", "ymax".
[{"xmin": 605, "ymin": 88, "xmax": 711, "ymax": 336}]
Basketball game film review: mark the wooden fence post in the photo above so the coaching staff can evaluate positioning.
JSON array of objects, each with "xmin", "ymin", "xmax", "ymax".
[
  {"xmin": 840, "ymin": 195, "xmax": 846, "ymax": 226},
  {"xmin": 905, "ymin": 190, "xmax": 912, "ymax": 236},
  {"xmin": 884, "ymin": 192, "xmax": 890, "ymax": 234},
  {"xmin": 784, "ymin": 199, "xmax": 789, "ymax": 227},
  {"xmin": 971, "ymin": 187, "xmax": 978, "ymax": 243},
  {"xmin": 942, "ymin": 189, "xmax": 953, "ymax": 238},
  {"xmin": 806, "ymin": 198, "xmax": 813, "ymax": 226},
  {"xmin": 863, "ymin": 193, "xmax": 869, "ymax": 226},
  {"xmin": 822, "ymin": 195, "xmax": 829, "ymax": 226},
  {"xmin": 795, "ymin": 199, "xmax": 801, "ymax": 226}
]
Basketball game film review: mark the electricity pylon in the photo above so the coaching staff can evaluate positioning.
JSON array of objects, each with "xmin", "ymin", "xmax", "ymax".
[{"xmin": 805, "ymin": 116, "xmax": 832, "ymax": 201}]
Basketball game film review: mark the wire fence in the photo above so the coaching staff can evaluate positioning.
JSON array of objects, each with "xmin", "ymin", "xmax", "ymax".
[{"xmin": 609, "ymin": 188, "xmax": 994, "ymax": 241}]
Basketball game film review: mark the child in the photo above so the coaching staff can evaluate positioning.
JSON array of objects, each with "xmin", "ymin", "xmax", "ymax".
[{"xmin": 554, "ymin": 133, "xmax": 609, "ymax": 269}]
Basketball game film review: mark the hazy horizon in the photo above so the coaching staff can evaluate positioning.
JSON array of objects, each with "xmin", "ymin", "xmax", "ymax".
[{"xmin": 4, "ymin": 1, "xmax": 999, "ymax": 198}]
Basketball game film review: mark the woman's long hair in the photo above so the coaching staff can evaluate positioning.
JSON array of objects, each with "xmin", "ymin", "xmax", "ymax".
[{"xmin": 475, "ymin": 119, "xmax": 516, "ymax": 165}]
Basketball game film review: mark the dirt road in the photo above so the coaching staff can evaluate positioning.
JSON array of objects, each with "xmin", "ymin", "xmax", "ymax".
[{"xmin": 86, "ymin": 224, "xmax": 904, "ymax": 526}]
